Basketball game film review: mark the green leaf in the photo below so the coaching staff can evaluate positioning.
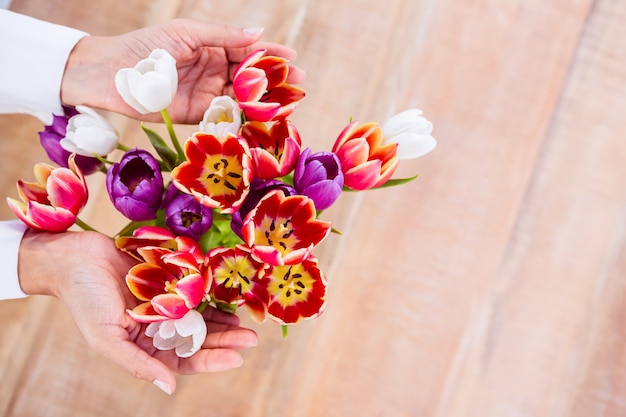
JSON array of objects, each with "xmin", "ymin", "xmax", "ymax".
[
  {"xmin": 377, "ymin": 174, "xmax": 419, "ymax": 188},
  {"xmin": 141, "ymin": 123, "xmax": 178, "ymax": 171},
  {"xmin": 342, "ymin": 174, "xmax": 419, "ymax": 192}
]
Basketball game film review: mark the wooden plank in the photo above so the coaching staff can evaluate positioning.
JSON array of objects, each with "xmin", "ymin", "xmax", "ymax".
[
  {"xmin": 433, "ymin": 0, "xmax": 626, "ymax": 415},
  {"xmin": 0, "ymin": 0, "xmax": 613, "ymax": 415}
]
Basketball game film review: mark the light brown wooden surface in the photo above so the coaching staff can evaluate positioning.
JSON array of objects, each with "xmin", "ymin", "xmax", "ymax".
[{"xmin": 1, "ymin": 0, "xmax": 626, "ymax": 416}]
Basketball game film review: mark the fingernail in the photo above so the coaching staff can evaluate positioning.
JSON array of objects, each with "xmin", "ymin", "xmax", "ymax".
[
  {"xmin": 153, "ymin": 379, "xmax": 172, "ymax": 395},
  {"xmin": 244, "ymin": 27, "xmax": 264, "ymax": 36}
]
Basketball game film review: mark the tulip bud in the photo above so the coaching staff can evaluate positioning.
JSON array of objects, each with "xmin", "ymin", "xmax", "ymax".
[
  {"xmin": 145, "ymin": 309, "xmax": 207, "ymax": 358},
  {"xmin": 162, "ymin": 184, "xmax": 213, "ymax": 241},
  {"xmin": 293, "ymin": 148, "xmax": 343, "ymax": 210},
  {"xmin": 60, "ymin": 105, "xmax": 119, "ymax": 157},
  {"xmin": 105, "ymin": 149, "xmax": 164, "ymax": 221},
  {"xmin": 198, "ymin": 96, "xmax": 242, "ymax": 139},
  {"xmin": 115, "ymin": 49, "xmax": 178, "ymax": 114},
  {"xmin": 39, "ymin": 106, "xmax": 103, "ymax": 175},
  {"xmin": 382, "ymin": 109, "xmax": 436, "ymax": 159}
]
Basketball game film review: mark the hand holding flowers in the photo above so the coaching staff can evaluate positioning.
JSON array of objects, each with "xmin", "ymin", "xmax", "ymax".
[{"xmin": 9, "ymin": 46, "xmax": 435, "ymax": 368}]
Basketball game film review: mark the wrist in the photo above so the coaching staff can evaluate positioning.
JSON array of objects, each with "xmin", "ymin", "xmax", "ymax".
[{"xmin": 60, "ymin": 35, "xmax": 114, "ymax": 111}]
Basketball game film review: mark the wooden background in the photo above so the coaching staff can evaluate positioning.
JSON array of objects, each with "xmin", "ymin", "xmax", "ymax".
[{"xmin": 1, "ymin": 0, "xmax": 626, "ymax": 416}]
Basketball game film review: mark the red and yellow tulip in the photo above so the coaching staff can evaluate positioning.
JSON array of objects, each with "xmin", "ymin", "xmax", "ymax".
[
  {"xmin": 241, "ymin": 190, "xmax": 331, "ymax": 266},
  {"xmin": 205, "ymin": 245, "xmax": 269, "ymax": 323},
  {"xmin": 240, "ymin": 119, "xmax": 302, "ymax": 179},
  {"xmin": 126, "ymin": 247, "xmax": 210, "ymax": 323},
  {"xmin": 172, "ymin": 132, "xmax": 252, "ymax": 214},
  {"xmin": 259, "ymin": 257, "xmax": 327, "ymax": 324}
]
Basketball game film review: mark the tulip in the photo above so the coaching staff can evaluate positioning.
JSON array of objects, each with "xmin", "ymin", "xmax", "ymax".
[
  {"xmin": 6, "ymin": 155, "xmax": 88, "ymax": 232},
  {"xmin": 60, "ymin": 105, "xmax": 119, "ymax": 157},
  {"xmin": 198, "ymin": 96, "xmax": 242, "ymax": 139},
  {"xmin": 126, "ymin": 247, "xmax": 210, "ymax": 322},
  {"xmin": 230, "ymin": 178, "xmax": 296, "ymax": 238},
  {"xmin": 257, "ymin": 257, "xmax": 327, "ymax": 325},
  {"xmin": 233, "ymin": 49, "xmax": 305, "ymax": 122},
  {"xmin": 240, "ymin": 119, "xmax": 302, "ymax": 179},
  {"xmin": 206, "ymin": 245, "xmax": 269, "ymax": 323},
  {"xmin": 241, "ymin": 190, "xmax": 331, "ymax": 266},
  {"xmin": 115, "ymin": 49, "xmax": 178, "ymax": 114},
  {"xmin": 115, "ymin": 225, "xmax": 203, "ymax": 263},
  {"xmin": 382, "ymin": 109, "xmax": 436, "ymax": 159},
  {"xmin": 145, "ymin": 309, "xmax": 207, "ymax": 358},
  {"xmin": 172, "ymin": 132, "xmax": 252, "ymax": 214},
  {"xmin": 39, "ymin": 106, "xmax": 103, "ymax": 175},
  {"xmin": 106, "ymin": 148, "xmax": 164, "ymax": 221},
  {"xmin": 332, "ymin": 121, "xmax": 399, "ymax": 191},
  {"xmin": 293, "ymin": 148, "xmax": 343, "ymax": 210},
  {"xmin": 162, "ymin": 184, "xmax": 213, "ymax": 241}
]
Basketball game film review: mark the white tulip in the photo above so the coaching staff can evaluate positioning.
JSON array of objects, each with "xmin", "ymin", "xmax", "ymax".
[
  {"xmin": 60, "ymin": 105, "xmax": 119, "ymax": 156},
  {"xmin": 198, "ymin": 96, "xmax": 242, "ymax": 138},
  {"xmin": 146, "ymin": 309, "xmax": 207, "ymax": 358},
  {"xmin": 382, "ymin": 109, "xmax": 437, "ymax": 159},
  {"xmin": 115, "ymin": 49, "xmax": 178, "ymax": 114}
]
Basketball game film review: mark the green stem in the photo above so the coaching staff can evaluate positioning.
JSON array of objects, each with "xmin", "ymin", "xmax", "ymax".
[
  {"xmin": 117, "ymin": 143, "xmax": 132, "ymax": 152},
  {"xmin": 75, "ymin": 217, "xmax": 102, "ymax": 234},
  {"xmin": 196, "ymin": 299, "xmax": 210, "ymax": 314},
  {"xmin": 93, "ymin": 153, "xmax": 115, "ymax": 165},
  {"xmin": 160, "ymin": 109, "xmax": 184, "ymax": 159},
  {"xmin": 282, "ymin": 324, "xmax": 289, "ymax": 339}
]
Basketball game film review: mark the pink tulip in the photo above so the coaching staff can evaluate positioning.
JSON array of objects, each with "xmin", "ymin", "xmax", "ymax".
[
  {"xmin": 6, "ymin": 155, "xmax": 88, "ymax": 232},
  {"xmin": 233, "ymin": 49, "xmax": 305, "ymax": 122},
  {"xmin": 332, "ymin": 121, "xmax": 399, "ymax": 191}
]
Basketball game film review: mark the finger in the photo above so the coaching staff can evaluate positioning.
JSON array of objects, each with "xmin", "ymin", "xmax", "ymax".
[
  {"xmin": 203, "ymin": 325, "xmax": 259, "ymax": 350},
  {"xmin": 175, "ymin": 348, "xmax": 245, "ymax": 374},
  {"xmin": 176, "ymin": 20, "xmax": 265, "ymax": 49},
  {"xmin": 225, "ymin": 42, "xmax": 298, "ymax": 64},
  {"xmin": 99, "ymin": 338, "xmax": 177, "ymax": 395},
  {"xmin": 201, "ymin": 306, "xmax": 241, "ymax": 326},
  {"xmin": 286, "ymin": 65, "xmax": 307, "ymax": 84}
]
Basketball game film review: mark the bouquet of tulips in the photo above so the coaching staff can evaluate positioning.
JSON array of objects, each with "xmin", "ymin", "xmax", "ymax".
[{"xmin": 6, "ymin": 48, "xmax": 435, "ymax": 357}]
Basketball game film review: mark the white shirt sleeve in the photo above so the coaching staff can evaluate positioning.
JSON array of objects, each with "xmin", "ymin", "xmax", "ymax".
[
  {"xmin": 0, "ymin": 220, "xmax": 28, "ymax": 300},
  {"xmin": 0, "ymin": 10, "xmax": 88, "ymax": 123},
  {"xmin": 0, "ymin": 11, "xmax": 87, "ymax": 300}
]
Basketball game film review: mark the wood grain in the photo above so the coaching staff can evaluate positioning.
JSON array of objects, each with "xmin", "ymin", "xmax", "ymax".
[{"xmin": 1, "ymin": 0, "xmax": 626, "ymax": 416}]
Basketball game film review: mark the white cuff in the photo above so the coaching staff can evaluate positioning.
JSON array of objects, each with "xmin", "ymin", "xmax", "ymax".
[
  {"xmin": 0, "ymin": 220, "xmax": 28, "ymax": 300},
  {"xmin": 0, "ymin": 10, "xmax": 88, "ymax": 123}
]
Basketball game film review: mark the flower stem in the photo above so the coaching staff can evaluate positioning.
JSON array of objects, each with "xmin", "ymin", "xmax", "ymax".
[
  {"xmin": 160, "ymin": 109, "xmax": 184, "ymax": 160},
  {"xmin": 75, "ymin": 217, "xmax": 101, "ymax": 234},
  {"xmin": 117, "ymin": 143, "xmax": 132, "ymax": 152},
  {"xmin": 93, "ymin": 153, "xmax": 115, "ymax": 165},
  {"xmin": 282, "ymin": 324, "xmax": 289, "ymax": 339}
]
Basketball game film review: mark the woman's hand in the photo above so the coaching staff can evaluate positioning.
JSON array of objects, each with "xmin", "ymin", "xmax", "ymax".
[
  {"xmin": 61, "ymin": 19, "xmax": 306, "ymax": 124},
  {"xmin": 18, "ymin": 229, "xmax": 258, "ymax": 394}
]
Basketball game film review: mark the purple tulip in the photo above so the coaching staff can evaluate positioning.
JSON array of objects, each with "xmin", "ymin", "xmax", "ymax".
[
  {"xmin": 106, "ymin": 148, "xmax": 164, "ymax": 221},
  {"xmin": 293, "ymin": 148, "xmax": 344, "ymax": 210},
  {"xmin": 39, "ymin": 106, "xmax": 103, "ymax": 175},
  {"xmin": 162, "ymin": 184, "xmax": 213, "ymax": 240},
  {"xmin": 230, "ymin": 178, "xmax": 296, "ymax": 238}
]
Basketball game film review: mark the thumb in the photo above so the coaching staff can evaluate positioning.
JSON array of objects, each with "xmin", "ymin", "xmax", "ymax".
[
  {"xmin": 177, "ymin": 20, "xmax": 265, "ymax": 49},
  {"xmin": 102, "ymin": 339, "xmax": 177, "ymax": 395}
]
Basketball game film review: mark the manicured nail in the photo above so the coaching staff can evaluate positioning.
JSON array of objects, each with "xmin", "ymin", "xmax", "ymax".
[
  {"xmin": 153, "ymin": 379, "xmax": 172, "ymax": 395},
  {"xmin": 244, "ymin": 27, "xmax": 264, "ymax": 36}
]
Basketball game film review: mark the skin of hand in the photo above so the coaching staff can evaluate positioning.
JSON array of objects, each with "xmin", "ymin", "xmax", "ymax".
[
  {"xmin": 60, "ymin": 18, "xmax": 306, "ymax": 124},
  {"xmin": 17, "ymin": 229, "xmax": 258, "ymax": 394}
]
